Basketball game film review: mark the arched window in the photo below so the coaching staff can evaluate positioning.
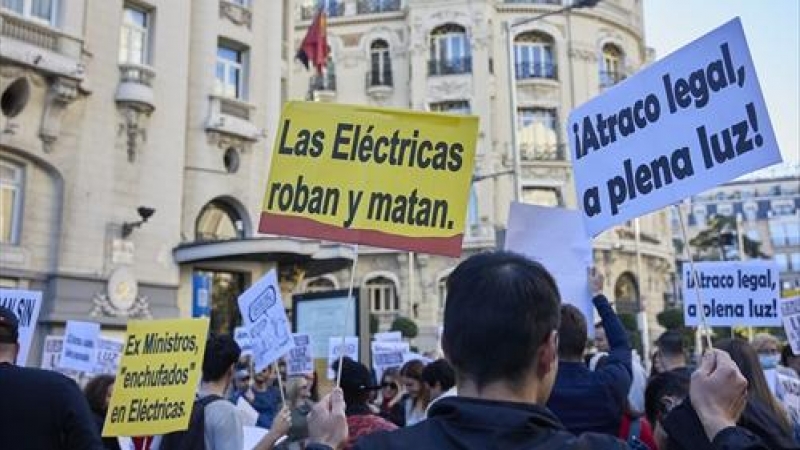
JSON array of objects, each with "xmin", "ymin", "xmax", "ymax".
[
  {"xmin": 600, "ymin": 43, "xmax": 625, "ymax": 87},
  {"xmin": 429, "ymin": 24, "xmax": 470, "ymax": 75},
  {"xmin": 614, "ymin": 272, "xmax": 639, "ymax": 315},
  {"xmin": 0, "ymin": 158, "xmax": 23, "ymax": 244},
  {"xmin": 369, "ymin": 39, "xmax": 392, "ymax": 86},
  {"xmin": 195, "ymin": 200, "xmax": 244, "ymax": 241},
  {"xmin": 514, "ymin": 31, "xmax": 556, "ymax": 79},
  {"xmin": 366, "ymin": 275, "xmax": 398, "ymax": 313},
  {"xmin": 518, "ymin": 107, "xmax": 559, "ymax": 160}
]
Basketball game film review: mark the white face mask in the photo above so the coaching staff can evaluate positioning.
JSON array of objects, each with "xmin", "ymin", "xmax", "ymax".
[{"xmin": 758, "ymin": 354, "xmax": 779, "ymax": 370}]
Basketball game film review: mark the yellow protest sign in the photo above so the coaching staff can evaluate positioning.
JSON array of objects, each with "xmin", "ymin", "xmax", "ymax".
[
  {"xmin": 259, "ymin": 102, "xmax": 478, "ymax": 257},
  {"xmin": 102, "ymin": 318, "xmax": 209, "ymax": 437}
]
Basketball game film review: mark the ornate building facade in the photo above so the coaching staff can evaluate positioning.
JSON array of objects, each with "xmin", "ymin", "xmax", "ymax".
[{"xmin": 288, "ymin": 0, "xmax": 676, "ymax": 350}]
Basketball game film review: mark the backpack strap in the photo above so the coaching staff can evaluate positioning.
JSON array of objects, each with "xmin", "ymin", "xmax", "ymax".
[
  {"xmin": 627, "ymin": 417, "xmax": 641, "ymax": 441},
  {"xmin": 197, "ymin": 394, "xmax": 224, "ymax": 408}
]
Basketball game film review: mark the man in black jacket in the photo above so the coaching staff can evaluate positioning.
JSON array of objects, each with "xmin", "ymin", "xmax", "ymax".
[
  {"xmin": 353, "ymin": 251, "xmax": 769, "ymax": 450},
  {"xmin": 0, "ymin": 306, "xmax": 104, "ymax": 450}
]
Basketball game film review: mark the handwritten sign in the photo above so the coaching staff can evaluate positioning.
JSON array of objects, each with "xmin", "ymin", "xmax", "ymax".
[
  {"xmin": 60, "ymin": 321, "xmax": 100, "ymax": 373},
  {"xmin": 327, "ymin": 336, "xmax": 359, "ymax": 380},
  {"xmin": 286, "ymin": 333, "xmax": 313, "ymax": 376},
  {"xmin": 237, "ymin": 270, "xmax": 293, "ymax": 372},
  {"xmin": 781, "ymin": 296, "xmax": 800, "ymax": 354}
]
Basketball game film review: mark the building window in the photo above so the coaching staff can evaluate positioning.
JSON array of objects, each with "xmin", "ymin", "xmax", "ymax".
[
  {"xmin": 791, "ymin": 253, "xmax": 800, "ymax": 272},
  {"xmin": 521, "ymin": 186, "xmax": 562, "ymax": 207},
  {"xmin": 514, "ymin": 31, "xmax": 556, "ymax": 79},
  {"xmin": 775, "ymin": 253, "xmax": 790, "ymax": 272},
  {"xmin": 770, "ymin": 220, "xmax": 800, "ymax": 247},
  {"xmin": 0, "ymin": 159, "xmax": 23, "ymax": 244},
  {"xmin": 467, "ymin": 185, "xmax": 479, "ymax": 230},
  {"xmin": 692, "ymin": 205, "xmax": 707, "ymax": 227},
  {"xmin": 216, "ymin": 43, "xmax": 247, "ymax": 99},
  {"xmin": 430, "ymin": 100, "xmax": 470, "ymax": 114},
  {"xmin": 437, "ymin": 275, "xmax": 448, "ymax": 310},
  {"xmin": 357, "ymin": 0, "xmax": 400, "ymax": 14},
  {"xmin": 429, "ymin": 24, "xmax": 471, "ymax": 76},
  {"xmin": 2, "ymin": 0, "xmax": 58, "ymax": 26},
  {"xmin": 311, "ymin": 50, "xmax": 336, "ymax": 92},
  {"xmin": 368, "ymin": 40, "xmax": 392, "ymax": 87},
  {"xmin": 196, "ymin": 200, "xmax": 244, "ymax": 241},
  {"xmin": 119, "ymin": 5, "xmax": 150, "ymax": 65},
  {"xmin": 600, "ymin": 43, "xmax": 625, "ymax": 88},
  {"xmin": 518, "ymin": 107, "xmax": 560, "ymax": 160},
  {"xmin": 195, "ymin": 270, "xmax": 247, "ymax": 336},
  {"xmin": 302, "ymin": 0, "xmax": 344, "ymax": 19},
  {"xmin": 366, "ymin": 276, "xmax": 398, "ymax": 313}
]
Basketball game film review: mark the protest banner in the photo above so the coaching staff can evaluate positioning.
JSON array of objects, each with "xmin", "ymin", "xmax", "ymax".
[
  {"xmin": 259, "ymin": 102, "xmax": 478, "ymax": 257},
  {"xmin": 103, "ymin": 318, "xmax": 209, "ymax": 437},
  {"xmin": 237, "ymin": 270, "xmax": 293, "ymax": 373},
  {"xmin": 0, "ymin": 288, "xmax": 42, "ymax": 365},
  {"xmin": 374, "ymin": 331, "xmax": 402, "ymax": 342},
  {"xmin": 505, "ymin": 203, "xmax": 595, "ymax": 334},
  {"xmin": 40, "ymin": 335, "xmax": 80, "ymax": 379},
  {"xmin": 371, "ymin": 340, "xmax": 409, "ymax": 383},
  {"xmin": 775, "ymin": 372, "xmax": 799, "ymax": 428},
  {"xmin": 286, "ymin": 333, "xmax": 314, "ymax": 376},
  {"xmin": 60, "ymin": 320, "xmax": 100, "ymax": 373},
  {"xmin": 94, "ymin": 337, "xmax": 124, "ymax": 375},
  {"xmin": 327, "ymin": 336, "xmax": 359, "ymax": 380},
  {"xmin": 781, "ymin": 296, "xmax": 800, "ymax": 354},
  {"xmin": 569, "ymin": 18, "xmax": 781, "ymax": 236},
  {"xmin": 681, "ymin": 261, "xmax": 781, "ymax": 327},
  {"xmin": 234, "ymin": 326, "xmax": 254, "ymax": 357}
]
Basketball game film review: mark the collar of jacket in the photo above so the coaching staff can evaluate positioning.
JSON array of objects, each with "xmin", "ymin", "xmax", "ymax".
[{"xmin": 428, "ymin": 396, "xmax": 566, "ymax": 431}]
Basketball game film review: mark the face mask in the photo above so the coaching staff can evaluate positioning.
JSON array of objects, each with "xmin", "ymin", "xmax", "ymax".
[{"xmin": 758, "ymin": 354, "xmax": 779, "ymax": 370}]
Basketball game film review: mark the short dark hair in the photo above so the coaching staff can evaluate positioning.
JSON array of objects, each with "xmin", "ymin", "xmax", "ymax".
[
  {"xmin": 442, "ymin": 251, "xmax": 561, "ymax": 389},
  {"xmin": 202, "ymin": 335, "xmax": 241, "ymax": 382},
  {"xmin": 84, "ymin": 374, "xmax": 115, "ymax": 415},
  {"xmin": 780, "ymin": 342, "xmax": 796, "ymax": 367},
  {"xmin": 656, "ymin": 330, "xmax": 684, "ymax": 357},
  {"xmin": 644, "ymin": 369, "xmax": 690, "ymax": 426},
  {"xmin": 558, "ymin": 304, "xmax": 587, "ymax": 359},
  {"xmin": 421, "ymin": 358, "xmax": 455, "ymax": 391}
]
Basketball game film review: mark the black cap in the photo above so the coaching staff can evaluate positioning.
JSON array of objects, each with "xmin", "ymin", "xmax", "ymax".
[
  {"xmin": 332, "ymin": 357, "xmax": 379, "ymax": 396},
  {"xmin": 0, "ymin": 306, "xmax": 19, "ymax": 344}
]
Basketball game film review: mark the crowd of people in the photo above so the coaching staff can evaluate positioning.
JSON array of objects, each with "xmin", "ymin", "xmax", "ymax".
[{"xmin": 1, "ymin": 250, "xmax": 799, "ymax": 449}]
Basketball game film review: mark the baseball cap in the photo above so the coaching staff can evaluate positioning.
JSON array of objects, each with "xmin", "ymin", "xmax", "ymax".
[
  {"xmin": 331, "ymin": 357, "xmax": 380, "ymax": 396},
  {"xmin": 0, "ymin": 306, "xmax": 19, "ymax": 344}
]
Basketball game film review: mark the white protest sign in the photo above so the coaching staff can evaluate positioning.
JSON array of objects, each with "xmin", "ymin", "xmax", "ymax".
[
  {"xmin": 60, "ymin": 321, "xmax": 100, "ymax": 372},
  {"xmin": 682, "ymin": 261, "xmax": 781, "ymax": 327},
  {"xmin": 234, "ymin": 326, "xmax": 254, "ymax": 357},
  {"xmin": 371, "ymin": 341, "xmax": 410, "ymax": 355},
  {"xmin": 775, "ymin": 372, "xmax": 799, "ymax": 428},
  {"xmin": 0, "ymin": 288, "xmax": 43, "ymax": 366},
  {"xmin": 374, "ymin": 331, "xmax": 402, "ymax": 342},
  {"xmin": 505, "ymin": 203, "xmax": 595, "ymax": 334},
  {"xmin": 371, "ymin": 341, "xmax": 409, "ymax": 382},
  {"xmin": 781, "ymin": 296, "xmax": 800, "ymax": 354},
  {"xmin": 286, "ymin": 333, "xmax": 314, "ymax": 376},
  {"xmin": 569, "ymin": 18, "xmax": 781, "ymax": 236},
  {"xmin": 93, "ymin": 338, "xmax": 123, "ymax": 375},
  {"xmin": 327, "ymin": 336, "xmax": 359, "ymax": 380},
  {"xmin": 237, "ymin": 270, "xmax": 294, "ymax": 372}
]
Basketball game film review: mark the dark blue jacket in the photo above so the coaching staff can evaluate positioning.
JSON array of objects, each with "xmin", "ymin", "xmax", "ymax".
[{"xmin": 547, "ymin": 294, "xmax": 632, "ymax": 436}]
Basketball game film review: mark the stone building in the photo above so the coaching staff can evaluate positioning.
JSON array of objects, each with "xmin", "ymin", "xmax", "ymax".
[{"xmin": 288, "ymin": 0, "xmax": 675, "ymax": 351}]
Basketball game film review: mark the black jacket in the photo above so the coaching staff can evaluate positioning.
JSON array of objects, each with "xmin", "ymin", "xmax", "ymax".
[{"xmin": 355, "ymin": 396, "xmax": 771, "ymax": 450}]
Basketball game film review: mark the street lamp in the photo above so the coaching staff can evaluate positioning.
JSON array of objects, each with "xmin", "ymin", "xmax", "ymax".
[{"xmin": 505, "ymin": 0, "xmax": 602, "ymax": 202}]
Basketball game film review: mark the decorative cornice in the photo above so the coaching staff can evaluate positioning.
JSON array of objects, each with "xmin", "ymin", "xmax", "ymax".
[{"xmin": 219, "ymin": 1, "xmax": 252, "ymax": 29}]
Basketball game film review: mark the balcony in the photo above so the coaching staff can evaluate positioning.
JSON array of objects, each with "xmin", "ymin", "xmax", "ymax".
[
  {"xmin": 519, "ymin": 143, "xmax": 567, "ymax": 162},
  {"xmin": 600, "ymin": 70, "xmax": 626, "ymax": 89},
  {"xmin": 301, "ymin": 2, "xmax": 345, "ymax": 20},
  {"xmin": 428, "ymin": 57, "xmax": 472, "ymax": 76},
  {"xmin": 357, "ymin": 0, "xmax": 401, "ymax": 14},
  {"xmin": 310, "ymin": 72, "xmax": 336, "ymax": 101},
  {"xmin": 365, "ymin": 69, "xmax": 393, "ymax": 98},
  {"xmin": 115, "ymin": 63, "xmax": 156, "ymax": 110},
  {"xmin": 0, "ymin": 10, "xmax": 84, "ymax": 79},
  {"xmin": 515, "ymin": 62, "xmax": 557, "ymax": 81}
]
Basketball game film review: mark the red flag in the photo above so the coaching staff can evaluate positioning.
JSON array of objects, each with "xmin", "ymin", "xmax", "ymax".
[{"xmin": 296, "ymin": 9, "xmax": 328, "ymax": 73}]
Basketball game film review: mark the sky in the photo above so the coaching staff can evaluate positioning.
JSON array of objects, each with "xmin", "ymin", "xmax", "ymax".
[{"xmin": 643, "ymin": 0, "xmax": 800, "ymax": 169}]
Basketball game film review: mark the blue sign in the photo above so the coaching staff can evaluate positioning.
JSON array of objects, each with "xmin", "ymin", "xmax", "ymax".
[{"xmin": 192, "ymin": 273, "xmax": 211, "ymax": 317}]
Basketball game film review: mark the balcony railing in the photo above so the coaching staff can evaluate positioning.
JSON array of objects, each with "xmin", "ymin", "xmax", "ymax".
[
  {"xmin": 301, "ymin": 2, "xmax": 345, "ymax": 20},
  {"xmin": 0, "ymin": 10, "xmax": 84, "ymax": 61},
  {"xmin": 357, "ymin": 0, "xmax": 401, "ymax": 14},
  {"xmin": 119, "ymin": 63, "xmax": 156, "ymax": 87},
  {"xmin": 311, "ymin": 72, "xmax": 336, "ymax": 91},
  {"xmin": 366, "ymin": 69, "xmax": 393, "ymax": 88},
  {"xmin": 520, "ymin": 143, "xmax": 566, "ymax": 162},
  {"xmin": 599, "ymin": 70, "xmax": 626, "ymax": 88},
  {"xmin": 515, "ymin": 62, "xmax": 557, "ymax": 80},
  {"xmin": 428, "ymin": 57, "xmax": 472, "ymax": 76}
]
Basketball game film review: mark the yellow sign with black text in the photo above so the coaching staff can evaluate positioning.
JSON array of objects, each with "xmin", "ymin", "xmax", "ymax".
[
  {"xmin": 102, "ymin": 318, "xmax": 209, "ymax": 437},
  {"xmin": 259, "ymin": 102, "xmax": 478, "ymax": 257}
]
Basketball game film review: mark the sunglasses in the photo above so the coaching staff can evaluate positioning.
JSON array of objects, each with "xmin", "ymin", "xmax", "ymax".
[{"xmin": 382, "ymin": 382, "xmax": 398, "ymax": 390}]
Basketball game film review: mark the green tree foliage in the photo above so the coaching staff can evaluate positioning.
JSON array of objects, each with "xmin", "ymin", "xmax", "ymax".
[
  {"xmin": 689, "ymin": 214, "xmax": 766, "ymax": 261},
  {"xmin": 656, "ymin": 308, "xmax": 684, "ymax": 330},
  {"xmin": 370, "ymin": 313, "xmax": 379, "ymax": 334},
  {"xmin": 390, "ymin": 316, "xmax": 419, "ymax": 339}
]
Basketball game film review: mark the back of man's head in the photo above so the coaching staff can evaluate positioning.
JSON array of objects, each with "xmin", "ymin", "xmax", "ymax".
[
  {"xmin": 644, "ymin": 369, "xmax": 690, "ymax": 427},
  {"xmin": 0, "ymin": 306, "xmax": 20, "ymax": 361},
  {"xmin": 656, "ymin": 330, "xmax": 684, "ymax": 358},
  {"xmin": 421, "ymin": 358, "xmax": 455, "ymax": 392},
  {"xmin": 202, "ymin": 335, "xmax": 241, "ymax": 383},
  {"xmin": 558, "ymin": 304, "xmax": 587, "ymax": 360},
  {"xmin": 442, "ymin": 251, "xmax": 561, "ymax": 389}
]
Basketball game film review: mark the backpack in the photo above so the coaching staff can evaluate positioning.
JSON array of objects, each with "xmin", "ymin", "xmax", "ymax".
[
  {"xmin": 159, "ymin": 395, "xmax": 223, "ymax": 450},
  {"xmin": 626, "ymin": 417, "xmax": 650, "ymax": 450}
]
